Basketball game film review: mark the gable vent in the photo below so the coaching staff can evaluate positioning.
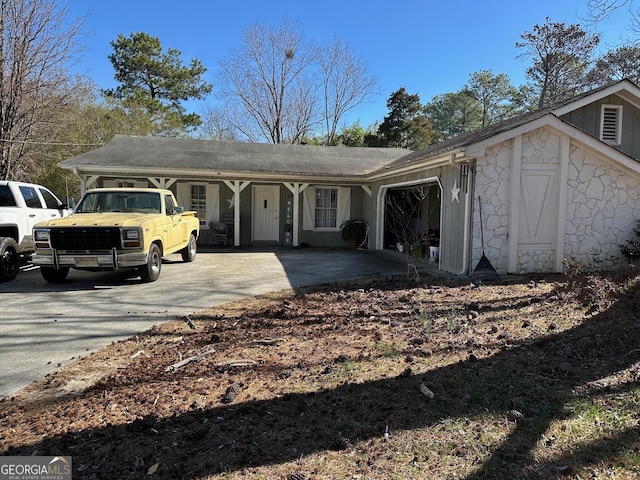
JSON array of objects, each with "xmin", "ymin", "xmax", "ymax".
[{"xmin": 600, "ymin": 105, "xmax": 622, "ymax": 145}]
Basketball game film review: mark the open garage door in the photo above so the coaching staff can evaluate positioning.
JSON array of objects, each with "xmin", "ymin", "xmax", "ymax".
[{"xmin": 384, "ymin": 184, "xmax": 441, "ymax": 260}]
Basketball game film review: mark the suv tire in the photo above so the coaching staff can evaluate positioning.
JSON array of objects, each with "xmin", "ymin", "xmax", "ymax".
[{"xmin": 0, "ymin": 237, "xmax": 19, "ymax": 282}]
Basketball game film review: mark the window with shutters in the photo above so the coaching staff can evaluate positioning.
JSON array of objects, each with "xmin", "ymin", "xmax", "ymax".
[
  {"xmin": 315, "ymin": 188, "xmax": 338, "ymax": 229},
  {"xmin": 600, "ymin": 105, "xmax": 622, "ymax": 145},
  {"xmin": 302, "ymin": 186, "xmax": 351, "ymax": 231},
  {"xmin": 190, "ymin": 184, "xmax": 207, "ymax": 225}
]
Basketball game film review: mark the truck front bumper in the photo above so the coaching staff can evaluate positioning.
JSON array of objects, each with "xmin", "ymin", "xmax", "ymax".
[{"xmin": 32, "ymin": 249, "xmax": 148, "ymax": 270}]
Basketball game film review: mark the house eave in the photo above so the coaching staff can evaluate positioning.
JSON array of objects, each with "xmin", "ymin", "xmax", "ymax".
[
  {"xmin": 366, "ymin": 150, "xmax": 468, "ymax": 180},
  {"xmin": 552, "ymin": 79, "xmax": 640, "ymax": 115},
  {"xmin": 63, "ymin": 164, "xmax": 372, "ymax": 185},
  {"xmin": 365, "ymin": 109, "xmax": 640, "ymax": 183},
  {"xmin": 463, "ymin": 112, "xmax": 640, "ymax": 176}
]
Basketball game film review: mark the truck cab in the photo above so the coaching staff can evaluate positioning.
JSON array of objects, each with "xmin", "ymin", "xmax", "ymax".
[{"xmin": 0, "ymin": 181, "xmax": 69, "ymax": 281}]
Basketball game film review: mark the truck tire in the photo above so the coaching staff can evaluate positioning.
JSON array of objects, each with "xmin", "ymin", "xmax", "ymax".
[
  {"xmin": 181, "ymin": 233, "xmax": 197, "ymax": 262},
  {"xmin": 0, "ymin": 237, "xmax": 20, "ymax": 282},
  {"xmin": 139, "ymin": 243, "xmax": 162, "ymax": 282},
  {"xmin": 40, "ymin": 266, "xmax": 70, "ymax": 283}
]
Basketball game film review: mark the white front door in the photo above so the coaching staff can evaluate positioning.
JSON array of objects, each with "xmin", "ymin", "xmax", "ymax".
[{"xmin": 252, "ymin": 185, "xmax": 280, "ymax": 242}]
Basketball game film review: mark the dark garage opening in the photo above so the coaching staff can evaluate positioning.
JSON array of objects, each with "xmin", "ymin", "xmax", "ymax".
[{"xmin": 384, "ymin": 184, "xmax": 440, "ymax": 258}]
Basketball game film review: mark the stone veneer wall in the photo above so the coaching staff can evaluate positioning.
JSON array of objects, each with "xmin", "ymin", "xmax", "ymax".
[
  {"xmin": 564, "ymin": 145, "xmax": 640, "ymax": 270},
  {"xmin": 473, "ymin": 140, "xmax": 513, "ymax": 274},
  {"xmin": 473, "ymin": 127, "xmax": 640, "ymax": 274}
]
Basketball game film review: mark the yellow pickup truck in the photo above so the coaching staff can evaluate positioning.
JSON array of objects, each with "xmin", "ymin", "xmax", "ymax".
[{"xmin": 32, "ymin": 188, "xmax": 200, "ymax": 283}]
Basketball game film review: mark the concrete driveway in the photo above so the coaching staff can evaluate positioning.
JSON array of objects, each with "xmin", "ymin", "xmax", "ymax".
[{"xmin": 0, "ymin": 247, "xmax": 412, "ymax": 398}]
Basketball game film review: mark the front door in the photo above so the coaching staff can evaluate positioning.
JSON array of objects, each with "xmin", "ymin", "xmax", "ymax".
[{"xmin": 252, "ymin": 185, "xmax": 280, "ymax": 242}]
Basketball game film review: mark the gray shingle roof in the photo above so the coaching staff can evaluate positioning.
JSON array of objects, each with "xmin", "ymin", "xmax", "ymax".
[
  {"xmin": 60, "ymin": 135, "xmax": 411, "ymax": 177},
  {"xmin": 61, "ymin": 80, "xmax": 639, "ymax": 180},
  {"xmin": 381, "ymin": 80, "xmax": 636, "ymax": 171},
  {"xmin": 379, "ymin": 108, "xmax": 554, "ymax": 170}
]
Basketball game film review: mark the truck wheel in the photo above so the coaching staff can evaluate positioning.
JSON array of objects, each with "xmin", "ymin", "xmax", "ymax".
[
  {"xmin": 40, "ymin": 266, "xmax": 70, "ymax": 283},
  {"xmin": 181, "ymin": 233, "xmax": 197, "ymax": 262},
  {"xmin": 0, "ymin": 237, "xmax": 20, "ymax": 282},
  {"xmin": 140, "ymin": 243, "xmax": 162, "ymax": 282}
]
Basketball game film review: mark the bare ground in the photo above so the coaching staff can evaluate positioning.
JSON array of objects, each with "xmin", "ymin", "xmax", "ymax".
[{"xmin": 1, "ymin": 269, "xmax": 639, "ymax": 479}]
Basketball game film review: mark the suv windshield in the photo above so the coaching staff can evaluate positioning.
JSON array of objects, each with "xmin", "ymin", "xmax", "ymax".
[{"xmin": 76, "ymin": 191, "xmax": 161, "ymax": 214}]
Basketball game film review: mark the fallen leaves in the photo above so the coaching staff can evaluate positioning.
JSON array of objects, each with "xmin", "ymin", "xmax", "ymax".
[{"xmin": 1, "ymin": 271, "xmax": 639, "ymax": 479}]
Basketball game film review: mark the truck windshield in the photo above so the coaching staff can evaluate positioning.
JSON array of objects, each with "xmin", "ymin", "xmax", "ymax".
[{"xmin": 76, "ymin": 191, "xmax": 162, "ymax": 214}]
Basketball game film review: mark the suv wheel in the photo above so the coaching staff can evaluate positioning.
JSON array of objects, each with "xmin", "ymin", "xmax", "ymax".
[{"xmin": 0, "ymin": 237, "xmax": 19, "ymax": 282}]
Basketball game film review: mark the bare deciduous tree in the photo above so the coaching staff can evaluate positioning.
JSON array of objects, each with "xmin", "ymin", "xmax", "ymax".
[
  {"xmin": 385, "ymin": 186, "xmax": 430, "ymax": 281},
  {"xmin": 216, "ymin": 19, "xmax": 379, "ymax": 144},
  {"xmin": 584, "ymin": 0, "xmax": 640, "ymax": 42},
  {"xmin": 0, "ymin": 0, "xmax": 85, "ymax": 180},
  {"xmin": 198, "ymin": 105, "xmax": 239, "ymax": 141},
  {"xmin": 217, "ymin": 19, "xmax": 318, "ymax": 144},
  {"xmin": 319, "ymin": 36, "xmax": 379, "ymax": 146}
]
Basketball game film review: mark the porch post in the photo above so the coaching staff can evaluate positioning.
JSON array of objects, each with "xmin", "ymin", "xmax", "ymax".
[
  {"xmin": 284, "ymin": 182, "xmax": 309, "ymax": 247},
  {"xmin": 223, "ymin": 180, "xmax": 251, "ymax": 247},
  {"xmin": 149, "ymin": 178, "xmax": 177, "ymax": 189}
]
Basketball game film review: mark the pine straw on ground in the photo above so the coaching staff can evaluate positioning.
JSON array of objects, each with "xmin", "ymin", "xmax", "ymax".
[{"xmin": 1, "ymin": 270, "xmax": 640, "ymax": 480}]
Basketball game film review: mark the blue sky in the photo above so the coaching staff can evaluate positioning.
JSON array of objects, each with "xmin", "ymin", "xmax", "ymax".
[{"xmin": 68, "ymin": 0, "xmax": 631, "ymax": 131}]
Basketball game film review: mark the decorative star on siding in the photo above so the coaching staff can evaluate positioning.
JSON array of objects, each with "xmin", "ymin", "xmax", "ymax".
[
  {"xmin": 226, "ymin": 193, "xmax": 235, "ymax": 209},
  {"xmin": 451, "ymin": 180, "xmax": 461, "ymax": 204}
]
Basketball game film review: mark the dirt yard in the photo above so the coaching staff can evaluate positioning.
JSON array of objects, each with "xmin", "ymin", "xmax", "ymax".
[{"xmin": 1, "ymin": 269, "xmax": 639, "ymax": 479}]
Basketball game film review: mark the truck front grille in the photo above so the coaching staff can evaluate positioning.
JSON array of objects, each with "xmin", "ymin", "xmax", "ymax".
[{"xmin": 50, "ymin": 227, "xmax": 122, "ymax": 251}]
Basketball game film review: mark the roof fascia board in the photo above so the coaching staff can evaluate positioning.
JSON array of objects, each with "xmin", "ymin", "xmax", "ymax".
[
  {"xmin": 467, "ymin": 113, "xmax": 640, "ymax": 177},
  {"xmin": 366, "ymin": 152, "xmax": 462, "ymax": 180},
  {"xmin": 463, "ymin": 114, "xmax": 559, "ymax": 157},
  {"xmin": 552, "ymin": 80, "xmax": 640, "ymax": 116},
  {"xmin": 62, "ymin": 165, "xmax": 370, "ymax": 185}
]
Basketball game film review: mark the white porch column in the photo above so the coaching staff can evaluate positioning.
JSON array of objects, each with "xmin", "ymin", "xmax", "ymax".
[
  {"xmin": 223, "ymin": 180, "xmax": 251, "ymax": 247},
  {"xmin": 284, "ymin": 182, "xmax": 309, "ymax": 247}
]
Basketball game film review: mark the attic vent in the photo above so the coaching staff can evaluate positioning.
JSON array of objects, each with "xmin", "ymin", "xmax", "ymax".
[{"xmin": 600, "ymin": 105, "xmax": 622, "ymax": 145}]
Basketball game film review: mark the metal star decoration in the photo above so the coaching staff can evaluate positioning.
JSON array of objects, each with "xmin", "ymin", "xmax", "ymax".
[{"xmin": 451, "ymin": 180, "xmax": 461, "ymax": 203}]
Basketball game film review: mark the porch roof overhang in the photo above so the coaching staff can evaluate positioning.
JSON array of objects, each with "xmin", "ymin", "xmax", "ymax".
[
  {"xmin": 65, "ymin": 163, "xmax": 374, "ymax": 186},
  {"xmin": 60, "ymin": 134, "xmax": 410, "ymax": 184}
]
